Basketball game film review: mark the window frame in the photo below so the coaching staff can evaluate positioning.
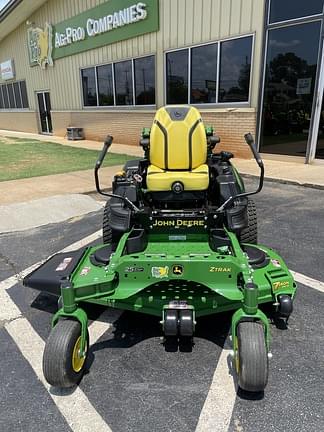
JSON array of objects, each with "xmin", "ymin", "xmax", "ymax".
[
  {"xmin": 164, "ymin": 33, "xmax": 255, "ymax": 107},
  {"xmin": 165, "ymin": 47, "xmax": 189, "ymax": 105},
  {"xmin": 80, "ymin": 53, "xmax": 156, "ymax": 109},
  {"xmin": 96, "ymin": 63, "xmax": 115, "ymax": 107},
  {"xmin": 113, "ymin": 59, "xmax": 135, "ymax": 106},
  {"xmin": 0, "ymin": 80, "xmax": 29, "ymax": 111},
  {"xmin": 267, "ymin": 0, "xmax": 324, "ymax": 26},
  {"xmin": 81, "ymin": 67, "xmax": 98, "ymax": 107},
  {"xmin": 133, "ymin": 55, "xmax": 156, "ymax": 105}
]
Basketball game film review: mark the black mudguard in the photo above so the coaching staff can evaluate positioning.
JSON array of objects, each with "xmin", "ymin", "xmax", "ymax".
[{"xmin": 23, "ymin": 248, "xmax": 87, "ymax": 295}]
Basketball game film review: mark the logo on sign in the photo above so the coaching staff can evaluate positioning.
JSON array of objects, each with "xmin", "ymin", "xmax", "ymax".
[
  {"xmin": 0, "ymin": 59, "xmax": 15, "ymax": 80},
  {"xmin": 27, "ymin": 23, "xmax": 53, "ymax": 69}
]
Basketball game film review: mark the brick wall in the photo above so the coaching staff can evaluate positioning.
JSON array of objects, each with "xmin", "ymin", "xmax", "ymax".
[
  {"xmin": 201, "ymin": 110, "xmax": 256, "ymax": 158},
  {"xmin": 51, "ymin": 111, "xmax": 72, "ymax": 137},
  {"xmin": 67, "ymin": 109, "xmax": 256, "ymax": 159},
  {"xmin": 0, "ymin": 111, "xmax": 38, "ymax": 133},
  {"xmin": 0, "ymin": 108, "xmax": 256, "ymax": 159},
  {"xmin": 70, "ymin": 111, "xmax": 155, "ymax": 145}
]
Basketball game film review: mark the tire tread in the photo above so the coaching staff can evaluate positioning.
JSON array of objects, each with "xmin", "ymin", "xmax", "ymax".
[{"xmin": 237, "ymin": 321, "xmax": 268, "ymax": 392}]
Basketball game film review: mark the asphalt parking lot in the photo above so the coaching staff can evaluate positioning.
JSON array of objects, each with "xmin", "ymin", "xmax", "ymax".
[{"xmin": 0, "ymin": 178, "xmax": 323, "ymax": 432}]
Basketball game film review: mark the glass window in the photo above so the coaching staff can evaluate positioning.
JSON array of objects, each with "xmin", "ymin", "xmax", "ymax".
[
  {"xmin": 269, "ymin": 0, "xmax": 323, "ymax": 24},
  {"xmin": 97, "ymin": 64, "xmax": 114, "ymax": 106},
  {"xmin": 20, "ymin": 81, "xmax": 29, "ymax": 108},
  {"xmin": 260, "ymin": 22, "xmax": 321, "ymax": 157},
  {"xmin": 81, "ymin": 67, "xmax": 97, "ymax": 106},
  {"xmin": 166, "ymin": 49, "xmax": 188, "ymax": 104},
  {"xmin": 134, "ymin": 56, "xmax": 155, "ymax": 105},
  {"xmin": 190, "ymin": 43, "xmax": 217, "ymax": 104},
  {"xmin": 114, "ymin": 60, "xmax": 133, "ymax": 105},
  {"xmin": 7, "ymin": 83, "xmax": 15, "ymax": 108},
  {"xmin": 2, "ymin": 85, "xmax": 9, "ymax": 108},
  {"xmin": 218, "ymin": 36, "xmax": 252, "ymax": 103},
  {"xmin": 13, "ymin": 82, "xmax": 22, "ymax": 108},
  {"xmin": 0, "ymin": 86, "xmax": 3, "ymax": 109}
]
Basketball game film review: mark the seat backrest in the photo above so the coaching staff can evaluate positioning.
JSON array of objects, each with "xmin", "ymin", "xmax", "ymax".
[{"xmin": 149, "ymin": 105, "xmax": 207, "ymax": 170}]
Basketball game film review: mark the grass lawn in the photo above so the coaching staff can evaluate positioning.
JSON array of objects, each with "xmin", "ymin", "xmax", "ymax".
[{"xmin": 0, "ymin": 137, "xmax": 136, "ymax": 182}]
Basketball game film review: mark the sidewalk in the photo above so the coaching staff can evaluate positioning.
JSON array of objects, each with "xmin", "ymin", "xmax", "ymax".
[{"xmin": 0, "ymin": 129, "xmax": 323, "ymax": 206}]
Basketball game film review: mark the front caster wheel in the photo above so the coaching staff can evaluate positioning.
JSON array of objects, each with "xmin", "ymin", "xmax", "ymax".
[
  {"xmin": 236, "ymin": 321, "xmax": 268, "ymax": 392},
  {"xmin": 178, "ymin": 310, "xmax": 194, "ymax": 337},
  {"xmin": 43, "ymin": 320, "xmax": 89, "ymax": 388},
  {"xmin": 278, "ymin": 294, "xmax": 293, "ymax": 318},
  {"xmin": 163, "ymin": 309, "xmax": 178, "ymax": 336}
]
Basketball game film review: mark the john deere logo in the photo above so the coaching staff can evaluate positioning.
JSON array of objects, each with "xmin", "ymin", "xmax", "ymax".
[
  {"xmin": 172, "ymin": 265, "xmax": 183, "ymax": 276},
  {"xmin": 27, "ymin": 23, "xmax": 53, "ymax": 69}
]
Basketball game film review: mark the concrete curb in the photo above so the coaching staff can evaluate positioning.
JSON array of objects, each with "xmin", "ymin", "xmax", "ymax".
[{"xmin": 241, "ymin": 173, "xmax": 324, "ymax": 190}]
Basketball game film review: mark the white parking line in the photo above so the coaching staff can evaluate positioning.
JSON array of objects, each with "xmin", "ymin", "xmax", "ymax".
[
  {"xmin": 1, "ymin": 227, "xmax": 324, "ymax": 432},
  {"xmin": 89, "ymin": 308, "xmax": 122, "ymax": 344},
  {"xmin": 0, "ymin": 229, "xmax": 116, "ymax": 432},
  {"xmin": 290, "ymin": 270, "xmax": 324, "ymax": 293},
  {"xmin": 195, "ymin": 270, "xmax": 324, "ymax": 432},
  {"xmin": 6, "ymin": 316, "xmax": 113, "ymax": 432},
  {"xmin": 195, "ymin": 336, "xmax": 236, "ymax": 432}
]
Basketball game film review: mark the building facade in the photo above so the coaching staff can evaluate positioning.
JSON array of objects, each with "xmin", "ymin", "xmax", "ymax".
[{"xmin": 0, "ymin": 0, "xmax": 323, "ymax": 162}]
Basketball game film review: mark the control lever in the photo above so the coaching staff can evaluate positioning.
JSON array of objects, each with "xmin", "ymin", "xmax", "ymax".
[
  {"xmin": 94, "ymin": 136, "xmax": 141, "ymax": 213},
  {"xmin": 244, "ymin": 133, "xmax": 263, "ymax": 168},
  {"xmin": 216, "ymin": 133, "xmax": 264, "ymax": 213},
  {"xmin": 95, "ymin": 135, "xmax": 113, "ymax": 170}
]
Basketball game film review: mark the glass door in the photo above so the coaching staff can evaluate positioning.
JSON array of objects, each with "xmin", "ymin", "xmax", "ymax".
[
  {"xmin": 306, "ymin": 38, "xmax": 324, "ymax": 161},
  {"xmin": 315, "ymin": 96, "xmax": 324, "ymax": 158},
  {"xmin": 37, "ymin": 91, "xmax": 52, "ymax": 134},
  {"xmin": 260, "ymin": 21, "xmax": 321, "ymax": 157}
]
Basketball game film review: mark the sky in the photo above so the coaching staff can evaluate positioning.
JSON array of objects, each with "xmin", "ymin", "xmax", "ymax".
[{"xmin": 0, "ymin": 0, "xmax": 10, "ymax": 11}]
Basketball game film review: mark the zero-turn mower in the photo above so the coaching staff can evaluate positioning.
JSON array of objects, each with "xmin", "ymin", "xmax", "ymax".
[{"xmin": 24, "ymin": 105, "xmax": 297, "ymax": 392}]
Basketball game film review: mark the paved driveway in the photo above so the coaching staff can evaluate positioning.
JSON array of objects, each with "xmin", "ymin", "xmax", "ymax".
[{"xmin": 0, "ymin": 179, "xmax": 323, "ymax": 432}]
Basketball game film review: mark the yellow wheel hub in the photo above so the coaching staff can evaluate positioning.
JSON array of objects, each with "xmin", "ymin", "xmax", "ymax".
[{"xmin": 72, "ymin": 336, "xmax": 87, "ymax": 372}]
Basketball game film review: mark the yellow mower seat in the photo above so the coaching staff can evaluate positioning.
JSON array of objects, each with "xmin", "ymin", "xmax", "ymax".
[
  {"xmin": 147, "ymin": 164, "xmax": 209, "ymax": 191},
  {"xmin": 146, "ymin": 105, "xmax": 209, "ymax": 192}
]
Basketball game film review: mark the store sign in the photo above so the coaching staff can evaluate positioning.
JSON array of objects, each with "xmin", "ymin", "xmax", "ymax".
[
  {"xmin": 27, "ymin": 23, "xmax": 53, "ymax": 69},
  {"xmin": 52, "ymin": 0, "xmax": 159, "ymax": 59},
  {"xmin": 0, "ymin": 59, "xmax": 15, "ymax": 80}
]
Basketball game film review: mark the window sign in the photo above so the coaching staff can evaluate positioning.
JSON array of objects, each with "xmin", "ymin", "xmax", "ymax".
[
  {"xmin": 296, "ymin": 78, "xmax": 312, "ymax": 95},
  {"xmin": 0, "ymin": 59, "xmax": 15, "ymax": 80}
]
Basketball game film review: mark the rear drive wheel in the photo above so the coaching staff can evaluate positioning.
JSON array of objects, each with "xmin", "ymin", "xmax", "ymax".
[
  {"xmin": 103, "ymin": 201, "xmax": 122, "ymax": 245},
  {"xmin": 43, "ymin": 320, "xmax": 89, "ymax": 388},
  {"xmin": 236, "ymin": 321, "xmax": 268, "ymax": 392},
  {"xmin": 239, "ymin": 199, "xmax": 257, "ymax": 244}
]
